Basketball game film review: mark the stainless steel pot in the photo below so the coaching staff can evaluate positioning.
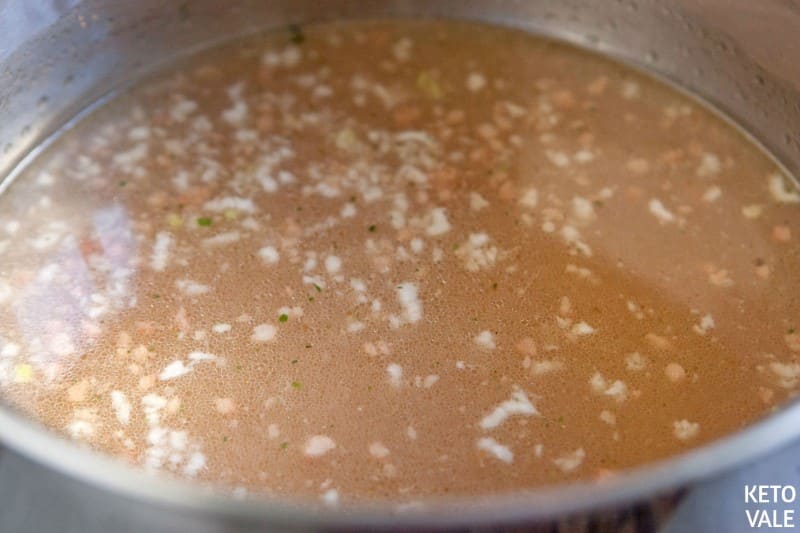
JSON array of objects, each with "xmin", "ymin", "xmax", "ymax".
[{"xmin": 1, "ymin": 1, "xmax": 799, "ymax": 530}]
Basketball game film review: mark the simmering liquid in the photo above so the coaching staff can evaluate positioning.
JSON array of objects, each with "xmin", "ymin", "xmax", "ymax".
[{"xmin": 0, "ymin": 20, "xmax": 798, "ymax": 505}]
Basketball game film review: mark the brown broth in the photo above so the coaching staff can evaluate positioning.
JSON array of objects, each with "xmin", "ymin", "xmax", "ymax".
[{"xmin": 0, "ymin": 19, "xmax": 798, "ymax": 505}]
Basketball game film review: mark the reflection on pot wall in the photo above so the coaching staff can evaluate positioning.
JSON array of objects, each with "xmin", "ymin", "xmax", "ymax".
[{"xmin": 3, "ymin": 203, "xmax": 135, "ymax": 385}]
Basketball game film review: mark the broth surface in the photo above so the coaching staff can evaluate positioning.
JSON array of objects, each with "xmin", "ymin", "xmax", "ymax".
[{"xmin": 0, "ymin": 20, "xmax": 799, "ymax": 505}]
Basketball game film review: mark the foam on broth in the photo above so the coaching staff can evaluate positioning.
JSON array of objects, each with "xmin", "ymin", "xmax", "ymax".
[{"xmin": 0, "ymin": 20, "xmax": 798, "ymax": 505}]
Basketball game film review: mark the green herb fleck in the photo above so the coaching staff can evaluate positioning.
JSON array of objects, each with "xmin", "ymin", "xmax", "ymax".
[
  {"xmin": 416, "ymin": 70, "xmax": 444, "ymax": 99},
  {"xmin": 279, "ymin": 313, "xmax": 289, "ymax": 323},
  {"xmin": 280, "ymin": 441, "xmax": 289, "ymax": 450},
  {"xmin": 313, "ymin": 283, "xmax": 322, "ymax": 293},
  {"xmin": 223, "ymin": 436, "xmax": 229, "ymax": 443},
  {"xmin": 308, "ymin": 296, "xmax": 315, "ymax": 302},
  {"xmin": 235, "ymin": 364, "xmax": 243, "ymax": 371},
  {"xmin": 119, "ymin": 180, "xmax": 127, "ymax": 187},
  {"xmin": 291, "ymin": 359, "xmax": 299, "ymax": 364},
  {"xmin": 789, "ymin": 327, "xmax": 796, "ymax": 334},
  {"xmin": 492, "ymin": 282, "xmax": 498, "ymax": 290},
  {"xmin": 291, "ymin": 381, "xmax": 302, "ymax": 389},
  {"xmin": 151, "ymin": 293, "xmax": 160, "ymax": 299},
  {"xmin": 368, "ymin": 224, "xmax": 376, "ymax": 232},
  {"xmin": 305, "ymin": 344, "xmax": 312, "ymax": 349},
  {"xmin": 197, "ymin": 217, "xmax": 213, "ymax": 227},
  {"xmin": 167, "ymin": 213, "xmax": 183, "ymax": 228}
]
